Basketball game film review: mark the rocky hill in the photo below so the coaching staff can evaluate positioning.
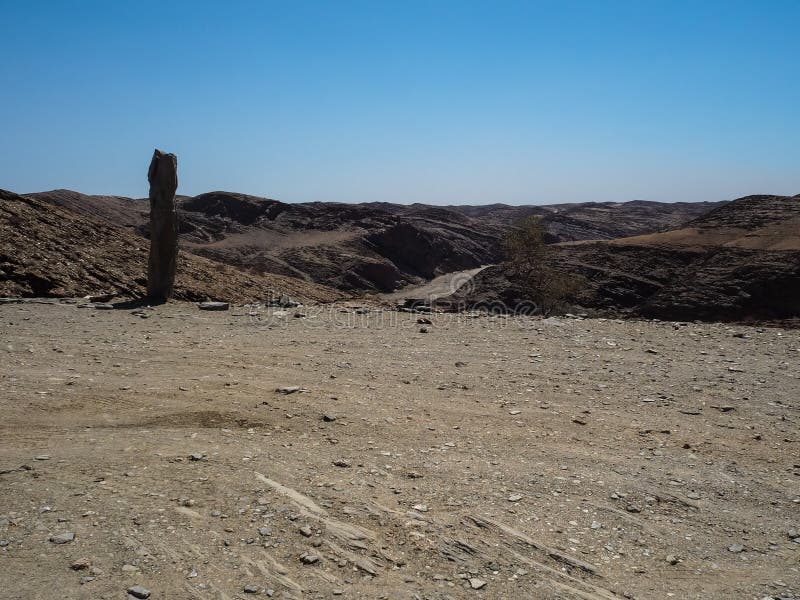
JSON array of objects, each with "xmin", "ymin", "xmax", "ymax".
[
  {"xmin": 0, "ymin": 189, "xmax": 343, "ymax": 303},
  {"xmin": 26, "ymin": 189, "xmax": 723, "ymax": 293},
  {"xmin": 449, "ymin": 194, "xmax": 800, "ymax": 321}
]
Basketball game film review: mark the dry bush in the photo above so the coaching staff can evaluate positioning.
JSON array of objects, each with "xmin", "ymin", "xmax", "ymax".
[{"xmin": 503, "ymin": 216, "xmax": 584, "ymax": 314}]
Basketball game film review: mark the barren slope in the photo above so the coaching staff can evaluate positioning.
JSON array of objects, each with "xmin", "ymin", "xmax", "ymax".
[{"xmin": 0, "ymin": 189, "xmax": 343, "ymax": 303}]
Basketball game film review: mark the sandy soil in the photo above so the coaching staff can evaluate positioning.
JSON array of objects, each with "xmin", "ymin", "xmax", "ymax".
[{"xmin": 1, "ymin": 300, "xmax": 798, "ymax": 600}]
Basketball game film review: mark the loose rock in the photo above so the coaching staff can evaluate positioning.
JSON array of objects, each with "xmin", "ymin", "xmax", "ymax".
[
  {"xmin": 276, "ymin": 386, "xmax": 301, "ymax": 394},
  {"xmin": 49, "ymin": 532, "xmax": 75, "ymax": 544},
  {"xmin": 469, "ymin": 578, "xmax": 487, "ymax": 589},
  {"xmin": 127, "ymin": 585, "xmax": 152, "ymax": 599},
  {"xmin": 199, "ymin": 301, "xmax": 229, "ymax": 311}
]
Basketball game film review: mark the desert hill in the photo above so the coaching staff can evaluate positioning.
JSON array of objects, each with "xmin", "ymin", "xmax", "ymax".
[
  {"xmin": 450, "ymin": 194, "xmax": 800, "ymax": 321},
  {"xmin": 25, "ymin": 189, "xmax": 723, "ymax": 293},
  {"xmin": 0, "ymin": 189, "xmax": 343, "ymax": 303}
]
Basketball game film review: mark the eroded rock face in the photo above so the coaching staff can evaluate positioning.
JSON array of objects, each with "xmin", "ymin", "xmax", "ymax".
[
  {"xmin": 146, "ymin": 149, "xmax": 178, "ymax": 300},
  {"xmin": 447, "ymin": 195, "xmax": 800, "ymax": 321}
]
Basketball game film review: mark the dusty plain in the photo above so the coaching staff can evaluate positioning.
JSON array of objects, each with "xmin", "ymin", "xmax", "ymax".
[{"xmin": 1, "ymin": 300, "xmax": 798, "ymax": 599}]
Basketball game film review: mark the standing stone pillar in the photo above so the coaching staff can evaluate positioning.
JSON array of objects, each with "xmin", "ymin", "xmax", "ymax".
[{"xmin": 146, "ymin": 149, "xmax": 178, "ymax": 301}]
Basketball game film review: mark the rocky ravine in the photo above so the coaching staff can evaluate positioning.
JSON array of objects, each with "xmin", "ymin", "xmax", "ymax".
[
  {"xmin": 0, "ymin": 302, "xmax": 798, "ymax": 599},
  {"xmin": 450, "ymin": 194, "xmax": 800, "ymax": 322}
]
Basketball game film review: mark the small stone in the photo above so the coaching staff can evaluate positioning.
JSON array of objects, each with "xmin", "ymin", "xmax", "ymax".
[
  {"xmin": 189, "ymin": 453, "xmax": 204, "ymax": 461},
  {"xmin": 299, "ymin": 525, "xmax": 313, "ymax": 537},
  {"xmin": 412, "ymin": 504, "xmax": 429, "ymax": 513},
  {"xmin": 127, "ymin": 586, "xmax": 151, "ymax": 599},
  {"xmin": 199, "ymin": 301, "xmax": 229, "ymax": 311},
  {"xmin": 728, "ymin": 544, "xmax": 744, "ymax": 553},
  {"xmin": 625, "ymin": 504, "xmax": 642, "ymax": 514},
  {"xmin": 70, "ymin": 558, "xmax": 91, "ymax": 570},
  {"xmin": 79, "ymin": 576, "xmax": 95, "ymax": 584},
  {"xmin": 243, "ymin": 584, "xmax": 260, "ymax": 594},
  {"xmin": 34, "ymin": 455, "xmax": 51, "ymax": 461},
  {"xmin": 49, "ymin": 532, "xmax": 75, "ymax": 544},
  {"xmin": 508, "ymin": 494, "xmax": 523, "ymax": 502},
  {"xmin": 276, "ymin": 386, "xmax": 301, "ymax": 394},
  {"xmin": 666, "ymin": 554, "xmax": 679, "ymax": 565},
  {"xmin": 590, "ymin": 521, "xmax": 601, "ymax": 529},
  {"xmin": 122, "ymin": 564, "xmax": 140, "ymax": 573},
  {"xmin": 322, "ymin": 413, "xmax": 336, "ymax": 422},
  {"xmin": 468, "ymin": 577, "xmax": 487, "ymax": 589},
  {"xmin": 258, "ymin": 527, "xmax": 272, "ymax": 537},
  {"xmin": 300, "ymin": 552, "xmax": 320, "ymax": 564},
  {"xmin": 419, "ymin": 327, "xmax": 429, "ymax": 333},
  {"xmin": 332, "ymin": 459, "xmax": 351, "ymax": 468}
]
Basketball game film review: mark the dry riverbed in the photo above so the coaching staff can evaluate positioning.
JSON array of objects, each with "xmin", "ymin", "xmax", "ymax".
[{"xmin": 0, "ymin": 300, "xmax": 798, "ymax": 599}]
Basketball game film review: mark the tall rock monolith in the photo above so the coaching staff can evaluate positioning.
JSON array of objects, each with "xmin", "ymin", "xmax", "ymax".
[{"xmin": 146, "ymin": 149, "xmax": 178, "ymax": 301}]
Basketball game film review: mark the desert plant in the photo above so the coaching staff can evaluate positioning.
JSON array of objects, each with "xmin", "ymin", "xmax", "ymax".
[{"xmin": 503, "ymin": 216, "xmax": 583, "ymax": 314}]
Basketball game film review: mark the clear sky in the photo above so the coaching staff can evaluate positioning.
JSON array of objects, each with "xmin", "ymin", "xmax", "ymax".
[{"xmin": 1, "ymin": 1, "xmax": 798, "ymax": 204}]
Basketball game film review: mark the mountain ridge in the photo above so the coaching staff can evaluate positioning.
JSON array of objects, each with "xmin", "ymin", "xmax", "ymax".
[{"xmin": 23, "ymin": 188, "xmax": 725, "ymax": 293}]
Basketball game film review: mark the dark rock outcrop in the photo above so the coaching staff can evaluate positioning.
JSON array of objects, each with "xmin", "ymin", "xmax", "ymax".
[{"xmin": 448, "ymin": 195, "xmax": 800, "ymax": 322}]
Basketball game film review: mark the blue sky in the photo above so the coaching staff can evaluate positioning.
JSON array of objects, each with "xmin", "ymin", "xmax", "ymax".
[{"xmin": 1, "ymin": 0, "xmax": 798, "ymax": 204}]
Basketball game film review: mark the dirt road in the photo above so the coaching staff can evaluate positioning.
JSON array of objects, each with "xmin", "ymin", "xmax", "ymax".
[
  {"xmin": 0, "ymin": 300, "xmax": 798, "ymax": 599},
  {"xmin": 381, "ymin": 267, "xmax": 489, "ymax": 304}
]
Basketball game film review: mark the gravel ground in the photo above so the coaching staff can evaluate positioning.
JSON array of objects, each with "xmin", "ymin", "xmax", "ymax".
[{"xmin": 0, "ymin": 300, "xmax": 798, "ymax": 600}]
